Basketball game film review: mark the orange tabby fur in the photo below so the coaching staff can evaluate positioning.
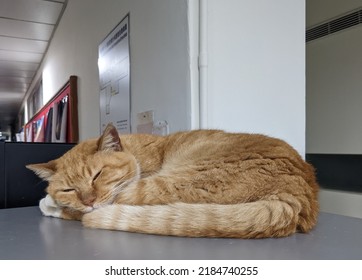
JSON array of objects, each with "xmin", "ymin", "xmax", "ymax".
[{"xmin": 27, "ymin": 124, "xmax": 319, "ymax": 238}]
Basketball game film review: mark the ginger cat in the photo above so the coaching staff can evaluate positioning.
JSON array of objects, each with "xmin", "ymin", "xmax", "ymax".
[{"xmin": 27, "ymin": 124, "xmax": 319, "ymax": 238}]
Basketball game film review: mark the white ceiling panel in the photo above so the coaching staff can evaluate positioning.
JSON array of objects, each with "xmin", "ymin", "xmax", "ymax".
[
  {"xmin": 0, "ymin": 60, "xmax": 39, "ymax": 71},
  {"xmin": 0, "ymin": 76, "xmax": 33, "ymax": 84},
  {"xmin": 0, "ymin": 87, "xmax": 27, "ymax": 94},
  {"xmin": 0, "ymin": 68, "xmax": 35, "ymax": 78},
  {"xmin": 0, "ymin": 86, "xmax": 29, "ymax": 94},
  {"xmin": 0, "ymin": 83, "xmax": 27, "ymax": 93},
  {"xmin": 0, "ymin": 92, "xmax": 24, "ymax": 100},
  {"xmin": 0, "ymin": 0, "xmax": 64, "ymax": 24},
  {"xmin": 0, "ymin": 36, "xmax": 47, "ymax": 53},
  {"xmin": 0, "ymin": 18, "xmax": 54, "ymax": 41},
  {"xmin": 0, "ymin": 0, "xmax": 67, "ymax": 133},
  {"xmin": 0, "ymin": 49, "xmax": 43, "ymax": 63}
]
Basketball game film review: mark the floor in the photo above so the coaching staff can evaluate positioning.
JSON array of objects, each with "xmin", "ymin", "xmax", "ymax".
[{"xmin": 0, "ymin": 206, "xmax": 362, "ymax": 259}]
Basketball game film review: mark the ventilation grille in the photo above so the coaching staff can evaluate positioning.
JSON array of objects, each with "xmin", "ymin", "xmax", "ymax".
[{"xmin": 306, "ymin": 9, "xmax": 362, "ymax": 42}]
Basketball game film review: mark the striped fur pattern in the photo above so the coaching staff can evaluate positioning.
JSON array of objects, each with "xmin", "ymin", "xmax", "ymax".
[{"xmin": 27, "ymin": 124, "xmax": 319, "ymax": 238}]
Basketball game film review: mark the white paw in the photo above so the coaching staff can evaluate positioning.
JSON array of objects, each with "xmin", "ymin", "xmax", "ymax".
[
  {"xmin": 39, "ymin": 195, "xmax": 62, "ymax": 218},
  {"xmin": 44, "ymin": 194, "xmax": 58, "ymax": 207}
]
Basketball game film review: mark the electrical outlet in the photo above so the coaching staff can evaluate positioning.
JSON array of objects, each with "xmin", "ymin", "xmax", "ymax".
[{"xmin": 153, "ymin": 121, "xmax": 169, "ymax": 136}]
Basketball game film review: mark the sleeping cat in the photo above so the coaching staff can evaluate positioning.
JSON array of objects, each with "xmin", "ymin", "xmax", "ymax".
[{"xmin": 27, "ymin": 124, "xmax": 319, "ymax": 238}]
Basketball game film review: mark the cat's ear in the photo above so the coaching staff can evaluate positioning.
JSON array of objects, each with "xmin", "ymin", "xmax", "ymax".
[
  {"xmin": 26, "ymin": 160, "xmax": 57, "ymax": 181},
  {"xmin": 97, "ymin": 123, "xmax": 122, "ymax": 152}
]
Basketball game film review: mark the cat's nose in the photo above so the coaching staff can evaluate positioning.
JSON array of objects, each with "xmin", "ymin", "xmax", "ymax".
[{"xmin": 83, "ymin": 195, "xmax": 96, "ymax": 206}]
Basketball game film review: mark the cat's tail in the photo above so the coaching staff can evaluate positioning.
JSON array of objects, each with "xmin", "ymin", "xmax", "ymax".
[{"xmin": 82, "ymin": 193, "xmax": 317, "ymax": 238}]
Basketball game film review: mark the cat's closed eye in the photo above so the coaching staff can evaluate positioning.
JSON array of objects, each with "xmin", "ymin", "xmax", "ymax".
[
  {"xmin": 62, "ymin": 189, "xmax": 75, "ymax": 193},
  {"xmin": 92, "ymin": 170, "xmax": 102, "ymax": 182}
]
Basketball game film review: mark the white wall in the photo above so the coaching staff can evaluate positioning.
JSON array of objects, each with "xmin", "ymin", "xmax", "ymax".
[
  {"xmin": 23, "ymin": 0, "xmax": 190, "ymax": 140},
  {"xmin": 205, "ymin": 0, "xmax": 306, "ymax": 156},
  {"xmin": 306, "ymin": 0, "xmax": 362, "ymax": 154},
  {"xmin": 23, "ymin": 0, "xmax": 306, "ymax": 152},
  {"xmin": 319, "ymin": 189, "xmax": 362, "ymax": 219},
  {"xmin": 306, "ymin": 0, "xmax": 362, "ymax": 218},
  {"xmin": 307, "ymin": 26, "xmax": 362, "ymax": 154}
]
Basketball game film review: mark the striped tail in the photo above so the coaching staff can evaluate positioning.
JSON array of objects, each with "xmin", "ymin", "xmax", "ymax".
[{"xmin": 82, "ymin": 194, "xmax": 316, "ymax": 238}]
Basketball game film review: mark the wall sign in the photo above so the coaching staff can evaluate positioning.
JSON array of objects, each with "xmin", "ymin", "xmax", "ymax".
[{"xmin": 98, "ymin": 14, "xmax": 130, "ymax": 134}]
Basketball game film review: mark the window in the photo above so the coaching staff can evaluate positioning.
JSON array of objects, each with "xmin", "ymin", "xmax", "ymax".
[{"xmin": 27, "ymin": 80, "xmax": 43, "ymax": 120}]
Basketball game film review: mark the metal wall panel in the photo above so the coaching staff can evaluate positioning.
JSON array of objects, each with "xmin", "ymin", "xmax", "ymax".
[{"xmin": 4, "ymin": 142, "xmax": 74, "ymax": 208}]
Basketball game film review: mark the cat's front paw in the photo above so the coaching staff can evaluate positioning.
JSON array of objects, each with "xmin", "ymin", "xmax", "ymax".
[{"xmin": 39, "ymin": 195, "xmax": 62, "ymax": 218}]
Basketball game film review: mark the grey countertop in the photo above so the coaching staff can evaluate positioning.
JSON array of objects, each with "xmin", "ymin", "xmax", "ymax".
[{"xmin": 0, "ymin": 206, "xmax": 361, "ymax": 260}]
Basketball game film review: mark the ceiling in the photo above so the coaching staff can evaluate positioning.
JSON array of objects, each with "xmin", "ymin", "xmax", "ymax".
[{"xmin": 0, "ymin": 0, "xmax": 67, "ymax": 135}]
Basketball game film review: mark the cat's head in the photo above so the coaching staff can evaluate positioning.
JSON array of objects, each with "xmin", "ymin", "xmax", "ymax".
[{"xmin": 27, "ymin": 124, "xmax": 139, "ymax": 213}]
